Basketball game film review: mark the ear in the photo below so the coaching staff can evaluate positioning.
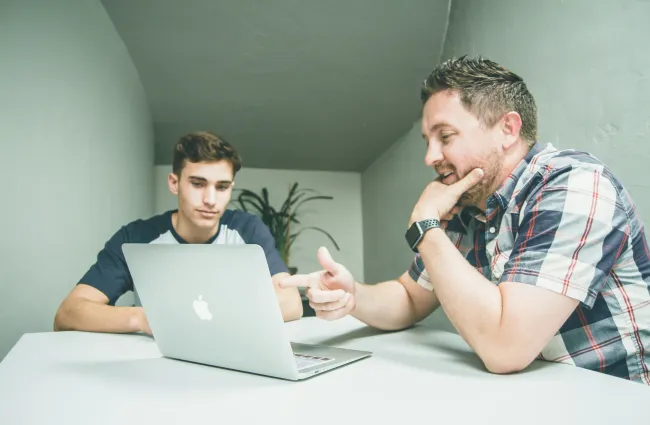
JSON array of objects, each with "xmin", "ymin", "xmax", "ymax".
[
  {"xmin": 168, "ymin": 172, "xmax": 179, "ymax": 195},
  {"xmin": 500, "ymin": 111, "xmax": 522, "ymax": 150}
]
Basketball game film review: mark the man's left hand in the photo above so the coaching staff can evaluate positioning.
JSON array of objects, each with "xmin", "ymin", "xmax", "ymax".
[{"xmin": 410, "ymin": 168, "xmax": 484, "ymax": 225}]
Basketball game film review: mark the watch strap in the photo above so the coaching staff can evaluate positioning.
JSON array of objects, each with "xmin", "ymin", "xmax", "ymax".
[
  {"xmin": 418, "ymin": 218, "xmax": 441, "ymax": 231},
  {"xmin": 406, "ymin": 218, "xmax": 441, "ymax": 253}
]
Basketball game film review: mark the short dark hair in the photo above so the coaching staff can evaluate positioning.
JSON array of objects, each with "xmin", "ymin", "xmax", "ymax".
[
  {"xmin": 172, "ymin": 131, "xmax": 242, "ymax": 177},
  {"xmin": 421, "ymin": 55, "xmax": 538, "ymax": 146}
]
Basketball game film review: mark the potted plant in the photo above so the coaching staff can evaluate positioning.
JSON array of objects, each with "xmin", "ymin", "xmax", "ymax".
[{"xmin": 233, "ymin": 182, "xmax": 340, "ymax": 274}]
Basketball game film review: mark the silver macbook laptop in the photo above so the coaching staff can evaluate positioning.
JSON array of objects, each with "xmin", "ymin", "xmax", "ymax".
[{"xmin": 122, "ymin": 243, "xmax": 371, "ymax": 380}]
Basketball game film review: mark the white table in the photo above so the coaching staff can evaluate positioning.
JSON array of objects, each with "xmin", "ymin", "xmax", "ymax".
[{"xmin": 1, "ymin": 317, "xmax": 648, "ymax": 424}]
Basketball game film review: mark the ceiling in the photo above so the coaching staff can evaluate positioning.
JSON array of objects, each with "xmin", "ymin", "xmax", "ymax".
[{"xmin": 101, "ymin": 0, "xmax": 450, "ymax": 171}]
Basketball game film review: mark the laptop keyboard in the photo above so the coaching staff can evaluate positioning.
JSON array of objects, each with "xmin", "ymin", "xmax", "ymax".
[{"xmin": 294, "ymin": 352, "xmax": 333, "ymax": 370}]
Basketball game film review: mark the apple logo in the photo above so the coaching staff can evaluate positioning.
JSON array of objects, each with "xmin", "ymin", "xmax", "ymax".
[{"xmin": 193, "ymin": 295, "xmax": 213, "ymax": 321}]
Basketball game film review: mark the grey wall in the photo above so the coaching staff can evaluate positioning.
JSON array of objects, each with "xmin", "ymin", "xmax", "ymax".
[
  {"xmin": 362, "ymin": 0, "xmax": 650, "ymax": 330},
  {"xmin": 362, "ymin": 121, "xmax": 431, "ymax": 285},
  {"xmin": 0, "ymin": 0, "xmax": 154, "ymax": 359},
  {"xmin": 100, "ymin": 0, "xmax": 452, "ymax": 172}
]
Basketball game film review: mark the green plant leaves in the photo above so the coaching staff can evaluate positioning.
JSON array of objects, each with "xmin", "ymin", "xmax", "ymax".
[{"xmin": 234, "ymin": 182, "xmax": 339, "ymax": 266}]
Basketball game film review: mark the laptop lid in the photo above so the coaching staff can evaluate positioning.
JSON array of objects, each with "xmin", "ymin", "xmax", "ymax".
[{"xmin": 122, "ymin": 243, "xmax": 300, "ymax": 378}]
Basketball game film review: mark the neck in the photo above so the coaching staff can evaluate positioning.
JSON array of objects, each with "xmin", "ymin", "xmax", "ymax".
[
  {"xmin": 499, "ymin": 141, "xmax": 530, "ymax": 186},
  {"xmin": 172, "ymin": 211, "xmax": 219, "ymax": 244}
]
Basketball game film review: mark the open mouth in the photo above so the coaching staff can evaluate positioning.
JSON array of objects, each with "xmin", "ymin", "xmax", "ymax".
[{"xmin": 440, "ymin": 171, "xmax": 455, "ymax": 184}]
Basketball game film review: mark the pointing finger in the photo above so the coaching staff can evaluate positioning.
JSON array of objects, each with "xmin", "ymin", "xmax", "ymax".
[{"xmin": 278, "ymin": 272, "xmax": 320, "ymax": 289}]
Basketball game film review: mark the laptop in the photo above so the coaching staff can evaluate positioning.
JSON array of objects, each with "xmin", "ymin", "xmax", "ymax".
[{"xmin": 121, "ymin": 243, "xmax": 371, "ymax": 380}]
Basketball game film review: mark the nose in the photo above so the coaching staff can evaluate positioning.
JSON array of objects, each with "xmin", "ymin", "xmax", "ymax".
[
  {"xmin": 203, "ymin": 187, "xmax": 217, "ymax": 207},
  {"xmin": 424, "ymin": 139, "xmax": 444, "ymax": 167}
]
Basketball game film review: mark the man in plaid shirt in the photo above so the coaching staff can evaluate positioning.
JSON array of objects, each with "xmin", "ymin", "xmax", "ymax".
[{"xmin": 282, "ymin": 56, "xmax": 650, "ymax": 384}]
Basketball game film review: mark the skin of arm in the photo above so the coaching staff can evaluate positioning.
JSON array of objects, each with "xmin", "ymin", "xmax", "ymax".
[
  {"xmin": 351, "ymin": 271, "xmax": 441, "ymax": 331},
  {"xmin": 53, "ymin": 284, "xmax": 150, "ymax": 334}
]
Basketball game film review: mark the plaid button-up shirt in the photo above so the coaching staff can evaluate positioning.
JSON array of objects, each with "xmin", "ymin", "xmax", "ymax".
[{"xmin": 409, "ymin": 142, "xmax": 650, "ymax": 384}]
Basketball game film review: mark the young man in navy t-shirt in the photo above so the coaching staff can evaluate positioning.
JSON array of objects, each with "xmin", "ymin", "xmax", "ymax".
[{"xmin": 54, "ymin": 131, "xmax": 303, "ymax": 334}]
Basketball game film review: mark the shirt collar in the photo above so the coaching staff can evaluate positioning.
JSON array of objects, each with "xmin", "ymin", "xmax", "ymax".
[{"xmin": 489, "ymin": 141, "xmax": 545, "ymax": 210}]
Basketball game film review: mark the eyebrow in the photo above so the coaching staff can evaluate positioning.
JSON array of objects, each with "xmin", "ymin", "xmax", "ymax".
[
  {"xmin": 422, "ymin": 122, "xmax": 453, "ymax": 139},
  {"xmin": 187, "ymin": 176, "xmax": 233, "ymax": 184}
]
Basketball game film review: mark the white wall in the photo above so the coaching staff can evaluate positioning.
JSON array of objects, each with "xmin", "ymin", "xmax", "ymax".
[
  {"xmin": 0, "ymin": 0, "xmax": 154, "ymax": 359},
  {"xmin": 362, "ymin": 0, "xmax": 650, "ymax": 331},
  {"xmin": 154, "ymin": 166, "xmax": 364, "ymax": 282}
]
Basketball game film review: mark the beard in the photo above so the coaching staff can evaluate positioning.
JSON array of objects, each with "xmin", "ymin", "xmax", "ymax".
[{"xmin": 456, "ymin": 149, "xmax": 503, "ymax": 207}]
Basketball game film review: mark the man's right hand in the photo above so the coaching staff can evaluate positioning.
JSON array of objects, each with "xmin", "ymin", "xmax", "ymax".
[
  {"xmin": 279, "ymin": 247, "xmax": 356, "ymax": 320},
  {"xmin": 133, "ymin": 306, "xmax": 153, "ymax": 335}
]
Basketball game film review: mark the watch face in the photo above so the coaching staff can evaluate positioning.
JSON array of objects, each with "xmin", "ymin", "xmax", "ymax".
[{"xmin": 405, "ymin": 222, "xmax": 422, "ymax": 252}]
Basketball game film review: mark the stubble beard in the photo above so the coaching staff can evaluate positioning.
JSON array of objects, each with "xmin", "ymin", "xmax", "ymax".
[{"xmin": 457, "ymin": 150, "xmax": 502, "ymax": 208}]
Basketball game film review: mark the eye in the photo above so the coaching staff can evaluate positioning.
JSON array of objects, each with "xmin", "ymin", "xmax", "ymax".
[
  {"xmin": 191, "ymin": 181, "xmax": 204, "ymax": 188},
  {"xmin": 216, "ymin": 184, "xmax": 231, "ymax": 192},
  {"xmin": 440, "ymin": 133, "xmax": 454, "ymax": 142}
]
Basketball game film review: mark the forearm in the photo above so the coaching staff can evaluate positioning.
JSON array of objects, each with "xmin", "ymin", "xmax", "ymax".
[
  {"xmin": 275, "ymin": 286, "xmax": 303, "ymax": 322},
  {"xmin": 54, "ymin": 298, "xmax": 144, "ymax": 333},
  {"xmin": 418, "ymin": 229, "xmax": 504, "ymax": 360},
  {"xmin": 352, "ymin": 280, "xmax": 420, "ymax": 331}
]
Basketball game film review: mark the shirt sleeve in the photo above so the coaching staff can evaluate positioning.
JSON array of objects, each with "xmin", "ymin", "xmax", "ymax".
[
  {"xmin": 408, "ymin": 253, "xmax": 434, "ymax": 291},
  {"xmin": 78, "ymin": 227, "xmax": 133, "ymax": 305},
  {"xmin": 248, "ymin": 216, "xmax": 290, "ymax": 276},
  {"xmin": 500, "ymin": 164, "xmax": 629, "ymax": 308}
]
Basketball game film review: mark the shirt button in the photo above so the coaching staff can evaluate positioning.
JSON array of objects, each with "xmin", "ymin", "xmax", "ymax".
[{"xmin": 489, "ymin": 227, "xmax": 496, "ymax": 234}]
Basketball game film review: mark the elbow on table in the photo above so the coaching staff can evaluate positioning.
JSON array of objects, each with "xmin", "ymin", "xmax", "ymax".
[
  {"xmin": 53, "ymin": 300, "xmax": 72, "ymax": 332},
  {"xmin": 358, "ymin": 315, "xmax": 418, "ymax": 332},
  {"xmin": 375, "ymin": 320, "xmax": 415, "ymax": 332},
  {"xmin": 481, "ymin": 350, "xmax": 535, "ymax": 375}
]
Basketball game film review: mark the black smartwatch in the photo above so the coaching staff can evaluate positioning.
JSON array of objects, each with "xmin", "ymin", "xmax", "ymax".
[{"xmin": 405, "ymin": 219, "xmax": 441, "ymax": 253}]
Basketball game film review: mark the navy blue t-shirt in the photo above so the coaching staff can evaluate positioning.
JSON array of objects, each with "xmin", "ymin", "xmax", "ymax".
[{"xmin": 79, "ymin": 209, "xmax": 289, "ymax": 305}]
